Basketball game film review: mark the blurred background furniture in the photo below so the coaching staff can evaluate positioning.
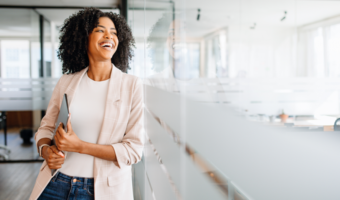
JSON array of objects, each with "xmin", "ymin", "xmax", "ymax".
[{"xmin": 0, "ymin": 111, "xmax": 10, "ymax": 160}]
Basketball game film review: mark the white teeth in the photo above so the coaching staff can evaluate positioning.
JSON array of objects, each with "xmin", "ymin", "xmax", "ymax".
[{"xmin": 100, "ymin": 43, "xmax": 112, "ymax": 48}]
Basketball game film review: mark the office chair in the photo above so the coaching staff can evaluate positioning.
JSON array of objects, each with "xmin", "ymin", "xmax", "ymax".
[
  {"xmin": 334, "ymin": 118, "xmax": 340, "ymax": 131},
  {"xmin": 0, "ymin": 112, "xmax": 10, "ymax": 160}
]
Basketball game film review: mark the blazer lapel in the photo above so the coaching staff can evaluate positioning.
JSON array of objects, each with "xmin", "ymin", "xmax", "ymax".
[
  {"xmin": 107, "ymin": 64, "xmax": 122, "ymax": 103},
  {"xmin": 65, "ymin": 67, "xmax": 88, "ymax": 109},
  {"xmin": 97, "ymin": 65, "xmax": 122, "ymax": 144}
]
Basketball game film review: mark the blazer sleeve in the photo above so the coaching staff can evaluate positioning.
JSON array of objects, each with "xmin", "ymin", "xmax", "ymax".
[
  {"xmin": 111, "ymin": 78, "xmax": 144, "ymax": 168},
  {"xmin": 34, "ymin": 75, "xmax": 65, "ymax": 152}
]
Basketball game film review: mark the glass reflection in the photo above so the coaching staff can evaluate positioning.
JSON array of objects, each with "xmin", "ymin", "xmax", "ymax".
[{"xmin": 133, "ymin": 1, "xmax": 340, "ymax": 200}]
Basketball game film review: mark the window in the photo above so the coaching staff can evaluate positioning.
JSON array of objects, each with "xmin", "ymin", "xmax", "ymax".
[
  {"xmin": 298, "ymin": 21, "xmax": 340, "ymax": 77},
  {"xmin": 0, "ymin": 40, "xmax": 30, "ymax": 78}
]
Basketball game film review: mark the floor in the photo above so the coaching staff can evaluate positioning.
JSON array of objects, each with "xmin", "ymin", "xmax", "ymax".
[
  {"xmin": 0, "ymin": 128, "xmax": 43, "ymax": 160},
  {"xmin": 0, "ymin": 128, "xmax": 43, "ymax": 200},
  {"xmin": 0, "ymin": 163, "xmax": 41, "ymax": 200}
]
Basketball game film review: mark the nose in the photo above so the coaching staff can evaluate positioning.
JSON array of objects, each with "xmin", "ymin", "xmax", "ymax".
[{"xmin": 104, "ymin": 32, "xmax": 113, "ymax": 40}]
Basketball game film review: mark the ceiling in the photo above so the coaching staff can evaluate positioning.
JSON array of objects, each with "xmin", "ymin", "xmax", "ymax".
[
  {"xmin": 1, "ymin": 0, "xmax": 340, "ymax": 39},
  {"xmin": 125, "ymin": 0, "xmax": 340, "ymax": 39},
  {"xmin": 0, "ymin": 8, "xmax": 34, "ymax": 37},
  {"xmin": 0, "ymin": 0, "xmax": 119, "ymax": 7},
  {"xmin": 36, "ymin": 9, "xmax": 120, "ymax": 26},
  {"xmin": 0, "ymin": 0, "xmax": 120, "ymax": 37},
  {"xmin": 183, "ymin": 0, "xmax": 340, "ymax": 37}
]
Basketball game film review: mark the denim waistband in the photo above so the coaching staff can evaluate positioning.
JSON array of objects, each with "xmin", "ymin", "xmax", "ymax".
[{"xmin": 52, "ymin": 171, "xmax": 94, "ymax": 185}]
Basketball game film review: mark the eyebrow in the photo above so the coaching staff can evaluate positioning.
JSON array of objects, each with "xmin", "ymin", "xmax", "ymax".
[{"xmin": 97, "ymin": 25, "xmax": 116, "ymax": 30}]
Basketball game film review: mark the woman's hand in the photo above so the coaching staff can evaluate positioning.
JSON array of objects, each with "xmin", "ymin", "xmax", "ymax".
[
  {"xmin": 42, "ymin": 145, "xmax": 65, "ymax": 169},
  {"xmin": 54, "ymin": 113, "xmax": 83, "ymax": 153}
]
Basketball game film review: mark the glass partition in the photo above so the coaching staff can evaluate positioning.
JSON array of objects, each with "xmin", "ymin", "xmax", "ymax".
[
  {"xmin": 0, "ymin": 8, "xmax": 43, "ymax": 161},
  {"xmin": 131, "ymin": 0, "xmax": 340, "ymax": 200},
  {"xmin": 0, "ymin": 7, "xmax": 121, "ymax": 163},
  {"xmin": 30, "ymin": 9, "xmax": 41, "ymax": 79},
  {"xmin": 44, "ymin": 19, "xmax": 52, "ymax": 78},
  {"xmin": 1, "ymin": 2, "xmax": 340, "ymax": 198}
]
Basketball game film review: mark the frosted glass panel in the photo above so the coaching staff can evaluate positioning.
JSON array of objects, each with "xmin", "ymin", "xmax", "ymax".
[
  {"xmin": 144, "ymin": 140, "xmax": 178, "ymax": 200},
  {"xmin": 0, "ymin": 78, "xmax": 58, "ymax": 111},
  {"xmin": 145, "ymin": 85, "xmax": 182, "ymax": 135},
  {"xmin": 144, "ymin": 83, "xmax": 340, "ymax": 199},
  {"xmin": 145, "ymin": 109, "xmax": 227, "ymax": 200},
  {"xmin": 132, "ymin": 0, "xmax": 340, "ymax": 199}
]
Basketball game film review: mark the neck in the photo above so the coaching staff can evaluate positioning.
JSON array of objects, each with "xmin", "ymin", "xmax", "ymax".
[{"xmin": 87, "ymin": 60, "xmax": 112, "ymax": 81}]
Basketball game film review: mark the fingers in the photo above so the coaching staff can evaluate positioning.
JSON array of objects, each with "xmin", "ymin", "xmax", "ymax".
[
  {"xmin": 46, "ymin": 146, "xmax": 65, "ymax": 169},
  {"xmin": 50, "ymin": 145, "xmax": 59, "ymax": 155},
  {"xmin": 54, "ymin": 133, "xmax": 59, "ymax": 146},
  {"xmin": 52, "ymin": 157, "xmax": 65, "ymax": 164},
  {"xmin": 49, "ymin": 145, "xmax": 57, "ymax": 152},
  {"xmin": 47, "ymin": 157, "xmax": 65, "ymax": 169},
  {"xmin": 55, "ymin": 123, "xmax": 66, "ymax": 147},
  {"xmin": 54, "ymin": 133, "xmax": 66, "ymax": 152},
  {"xmin": 57, "ymin": 123, "xmax": 65, "ymax": 136},
  {"xmin": 50, "ymin": 145, "xmax": 64, "ymax": 158},
  {"xmin": 54, "ymin": 133, "xmax": 61, "ymax": 149}
]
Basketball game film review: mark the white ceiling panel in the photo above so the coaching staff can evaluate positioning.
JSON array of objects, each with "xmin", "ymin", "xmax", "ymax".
[
  {"xmin": 0, "ymin": 0, "xmax": 119, "ymax": 7},
  {"xmin": 183, "ymin": 0, "xmax": 340, "ymax": 37},
  {"xmin": 36, "ymin": 8, "xmax": 119, "ymax": 26}
]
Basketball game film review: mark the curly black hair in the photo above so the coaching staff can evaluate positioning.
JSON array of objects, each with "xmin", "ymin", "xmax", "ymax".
[{"xmin": 58, "ymin": 7, "xmax": 135, "ymax": 74}]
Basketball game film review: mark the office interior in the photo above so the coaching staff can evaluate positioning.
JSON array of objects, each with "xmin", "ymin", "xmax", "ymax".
[{"xmin": 1, "ymin": 0, "xmax": 340, "ymax": 199}]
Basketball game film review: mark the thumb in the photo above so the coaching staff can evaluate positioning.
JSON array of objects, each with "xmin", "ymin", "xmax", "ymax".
[
  {"xmin": 51, "ymin": 145, "xmax": 64, "ymax": 158},
  {"xmin": 67, "ymin": 113, "xmax": 72, "ymax": 133}
]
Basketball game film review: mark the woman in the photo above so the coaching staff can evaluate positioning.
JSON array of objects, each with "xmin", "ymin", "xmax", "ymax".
[{"xmin": 30, "ymin": 8, "xmax": 144, "ymax": 200}]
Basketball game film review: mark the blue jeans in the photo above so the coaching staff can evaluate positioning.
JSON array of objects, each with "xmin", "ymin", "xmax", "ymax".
[{"xmin": 38, "ymin": 172, "xmax": 94, "ymax": 200}]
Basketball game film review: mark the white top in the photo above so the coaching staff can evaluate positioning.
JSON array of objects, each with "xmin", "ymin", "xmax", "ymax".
[{"xmin": 60, "ymin": 72, "xmax": 109, "ymax": 177}]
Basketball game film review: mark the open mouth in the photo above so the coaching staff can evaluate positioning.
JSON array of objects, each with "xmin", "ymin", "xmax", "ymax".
[{"xmin": 99, "ymin": 42, "xmax": 114, "ymax": 50}]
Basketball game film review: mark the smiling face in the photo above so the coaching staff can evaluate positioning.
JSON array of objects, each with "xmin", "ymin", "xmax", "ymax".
[{"xmin": 87, "ymin": 17, "xmax": 119, "ymax": 62}]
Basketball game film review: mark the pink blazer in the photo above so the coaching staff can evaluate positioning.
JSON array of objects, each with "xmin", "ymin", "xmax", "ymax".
[{"xmin": 29, "ymin": 66, "xmax": 144, "ymax": 200}]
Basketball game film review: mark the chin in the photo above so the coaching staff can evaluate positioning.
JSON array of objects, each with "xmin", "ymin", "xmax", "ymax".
[{"xmin": 99, "ymin": 54, "xmax": 114, "ymax": 60}]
